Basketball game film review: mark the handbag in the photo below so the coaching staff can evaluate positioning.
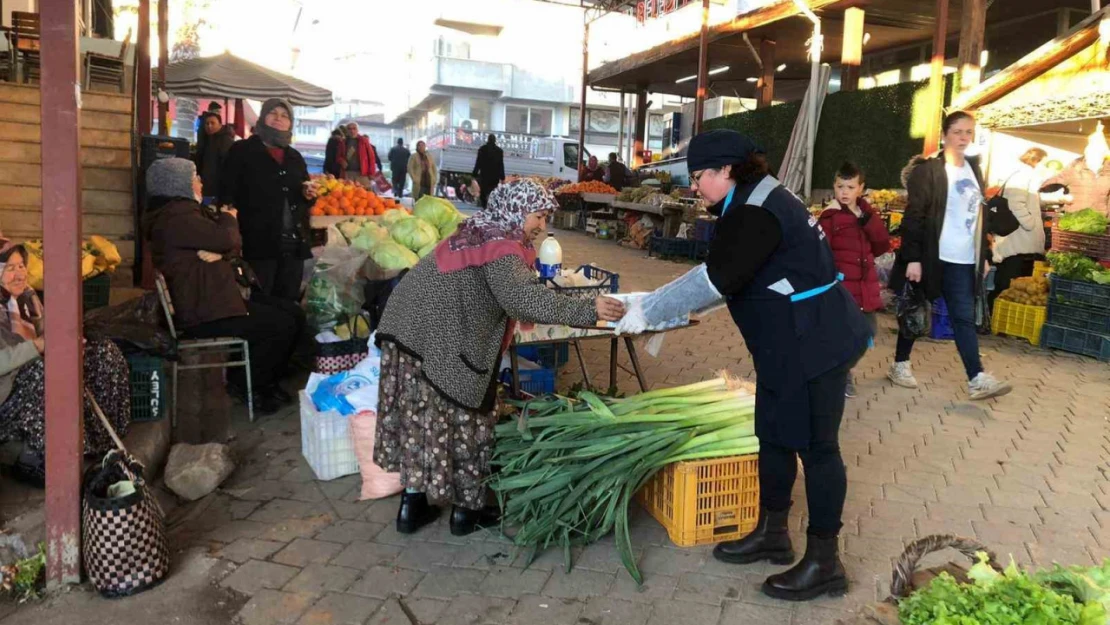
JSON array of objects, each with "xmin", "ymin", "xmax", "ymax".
[
  {"xmin": 895, "ymin": 282, "xmax": 932, "ymax": 340},
  {"xmin": 314, "ymin": 313, "xmax": 371, "ymax": 375},
  {"xmin": 984, "ymin": 175, "xmax": 1020, "ymax": 237},
  {"xmin": 81, "ymin": 391, "xmax": 170, "ymax": 598}
]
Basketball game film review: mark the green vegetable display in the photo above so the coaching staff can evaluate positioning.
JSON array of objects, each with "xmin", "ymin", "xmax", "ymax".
[
  {"xmin": 899, "ymin": 553, "xmax": 1105, "ymax": 625},
  {"xmin": 1059, "ymin": 209, "xmax": 1110, "ymax": 235},
  {"xmin": 1048, "ymin": 252, "xmax": 1110, "ymax": 284},
  {"xmin": 1036, "ymin": 560, "xmax": 1110, "ymax": 622},
  {"xmin": 348, "ymin": 222, "xmax": 391, "ymax": 252},
  {"xmin": 413, "ymin": 195, "xmax": 463, "ymax": 230},
  {"xmin": 380, "ymin": 208, "xmax": 409, "ymax": 225},
  {"xmin": 389, "ymin": 217, "xmax": 440, "ymax": 252},
  {"xmin": 369, "ymin": 240, "xmax": 420, "ymax": 271},
  {"xmin": 417, "ymin": 242, "xmax": 437, "ymax": 258},
  {"xmin": 492, "ymin": 375, "xmax": 759, "ymax": 584}
]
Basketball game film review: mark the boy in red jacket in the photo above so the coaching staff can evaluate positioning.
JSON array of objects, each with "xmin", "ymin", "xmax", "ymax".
[{"xmin": 819, "ymin": 163, "xmax": 891, "ymax": 397}]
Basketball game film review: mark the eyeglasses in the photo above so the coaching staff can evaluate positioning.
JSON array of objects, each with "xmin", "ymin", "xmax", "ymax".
[{"xmin": 690, "ymin": 170, "xmax": 708, "ymax": 186}]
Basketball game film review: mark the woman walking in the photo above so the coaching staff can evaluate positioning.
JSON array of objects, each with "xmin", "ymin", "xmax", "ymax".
[
  {"xmin": 888, "ymin": 111, "xmax": 1011, "ymax": 400},
  {"xmin": 616, "ymin": 129, "xmax": 871, "ymax": 601},
  {"xmin": 374, "ymin": 179, "xmax": 624, "ymax": 536}
]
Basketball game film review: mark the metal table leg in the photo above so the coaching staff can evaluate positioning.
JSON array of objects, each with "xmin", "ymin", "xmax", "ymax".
[
  {"xmin": 509, "ymin": 346, "xmax": 521, "ymax": 398},
  {"xmin": 571, "ymin": 340, "xmax": 593, "ymax": 391},
  {"xmin": 624, "ymin": 337, "xmax": 650, "ymax": 393},
  {"xmin": 609, "ymin": 337, "xmax": 619, "ymax": 392}
]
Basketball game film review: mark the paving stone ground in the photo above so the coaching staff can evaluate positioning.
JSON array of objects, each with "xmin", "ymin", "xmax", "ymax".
[{"xmin": 186, "ymin": 232, "xmax": 1110, "ymax": 625}]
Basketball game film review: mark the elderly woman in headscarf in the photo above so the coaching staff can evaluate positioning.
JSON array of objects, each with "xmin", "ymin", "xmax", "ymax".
[
  {"xmin": 374, "ymin": 179, "xmax": 626, "ymax": 537},
  {"xmin": 219, "ymin": 98, "xmax": 317, "ymax": 301},
  {"xmin": 0, "ymin": 238, "xmax": 130, "ymax": 485}
]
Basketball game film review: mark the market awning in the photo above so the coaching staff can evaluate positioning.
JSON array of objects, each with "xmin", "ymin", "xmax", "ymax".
[{"xmin": 165, "ymin": 52, "xmax": 334, "ymax": 108}]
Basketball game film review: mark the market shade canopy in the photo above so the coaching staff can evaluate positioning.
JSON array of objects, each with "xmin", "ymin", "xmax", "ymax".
[{"xmin": 165, "ymin": 52, "xmax": 334, "ymax": 108}]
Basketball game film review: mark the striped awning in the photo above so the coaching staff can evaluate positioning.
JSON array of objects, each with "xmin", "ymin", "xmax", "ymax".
[{"xmin": 165, "ymin": 52, "xmax": 333, "ymax": 108}]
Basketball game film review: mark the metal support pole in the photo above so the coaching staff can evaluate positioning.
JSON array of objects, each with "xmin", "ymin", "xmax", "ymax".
[
  {"xmin": 633, "ymin": 91, "xmax": 648, "ymax": 168},
  {"xmin": 576, "ymin": 16, "xmax": 589, "ymax": 181},
  {"xmin": 616, "ymin": 91, "xmax": 625, "ymax": 161},
  {"xmin": 693, "ymin": 0, "xmax": 710, "ymax": 134},
  {"xmin": 793, "ymin": 0, "xmax": 822, "ymax": 200},
  {"xmin": 137, "ymin": 0, "xmax": 151, "ymax": 135},
  {"xmin": 840, "ymin": 7, "xmax": 864, "ymax": 91},
  {"xmin": 757, "ymin": 39, "xmax": 776, "ymax": 108},
  {"xmin": 41, "ymin": 0, "xmax": 85, "ymax": 589},
  {"xmin": 957, "ymin": 0, "xmax": 986, "ymax": 94},
  {"xmin": 924, "ymin": 0, "xmax": 950, "ymax": 155},
  {"xmin": 157, "ymin": 0, "xmax": 169, "ymax": 136}
]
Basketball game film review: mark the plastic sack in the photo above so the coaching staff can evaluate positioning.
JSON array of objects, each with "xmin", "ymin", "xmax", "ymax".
[
  {"xmin": 371, "ymin": 173, "xmax": 392, "ymax": 194},
  {"xmin": 874, "ymin": 252, "xmax": 895, "ymax": 288},
  {"xmin": 83, "ymin": 292, "xmax": 177, "ymax": 358},
  {"xmin": 306, "ymin": 246, "xmax": 368, "ymax": 330},
  {"xmin": 308, "ymin": 333, "xmax": 381, "ymax": 416},
  {"xmin": 895, "ymin": 283, "xmax": 931, "ymax": 340},
  {"xmin": 349, "ymin": 410, "xmax": 403, "ymax": 500}
]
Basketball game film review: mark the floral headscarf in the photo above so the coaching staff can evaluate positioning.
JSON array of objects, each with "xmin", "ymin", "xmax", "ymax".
[{"xmin": 435, "ymin": 178, "xmax": 558, "ymax": 274}]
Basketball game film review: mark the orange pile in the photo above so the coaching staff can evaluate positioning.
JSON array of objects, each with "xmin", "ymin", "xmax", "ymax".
[
  {"xmin": 557, "ymin": 181, "xmax": 618, "ymax": 195},
  {"xmin": 310, "ymin": 185, "xmax": 401, "ymax": 217}
]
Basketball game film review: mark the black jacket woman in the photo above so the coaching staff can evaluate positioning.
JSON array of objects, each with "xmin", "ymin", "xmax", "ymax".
[
  {"xmin": 218, "ymin": 98, "xmax": 317, "ymax": 301},
  {"xmin": 194, "ymin": 112, "xmax": 236, "ymax": 200},
  {"xmin": 887, "ymin": 111, "xmax": 1011, "ymax": 401},
  {"xmin": 615, "ymin": 129, "xmax": 870, "ymax": 602}
]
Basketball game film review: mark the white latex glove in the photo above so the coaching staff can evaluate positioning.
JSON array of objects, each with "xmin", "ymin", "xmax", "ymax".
[{"xmin": 614, "ymin": 296, "xmax": 648, "ymax": 335}]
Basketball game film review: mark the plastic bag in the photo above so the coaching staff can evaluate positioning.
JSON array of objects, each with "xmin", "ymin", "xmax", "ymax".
[
  {"xmin": 83, "ymin": 292, "xmax": 177, "ymax": 358},
  {"xmin": 895, "ymin": 283, "xmax": 931, "ymax": 340},
  {"xmin": 874, "ymin": 252, "xmax": 895, "ymax": 288},
  {"xmin": 349, "ymin": 410, "xmax": 403, "ymax": 500},
  {"xmin": 305, "ymin": 247, "xmax": 368, "ymax": 330},
  {"xmin": 308, "ymin": 333, "xmax": 382, "ymax": 416}
]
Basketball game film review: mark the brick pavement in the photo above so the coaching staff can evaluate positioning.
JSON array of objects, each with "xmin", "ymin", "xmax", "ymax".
[{"xmin": 191, "ymin": 232, "xmax": 1110, "ymax": 625}]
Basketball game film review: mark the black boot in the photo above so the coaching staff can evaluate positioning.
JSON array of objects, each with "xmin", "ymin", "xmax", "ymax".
[
  {"xmin": 396, "ymin": 491, "xmax": 440, "ymax": 534},
  {"xmin": 712, "ymin": 507, "xmax": 794, "ymax": 565},
  {"xmin": 449, "ymin": 505, "xmax": 500, "ymax": 537},
  {"xmin": 761, "ymin": 534, "xmax": 848, "ymax": 601}
]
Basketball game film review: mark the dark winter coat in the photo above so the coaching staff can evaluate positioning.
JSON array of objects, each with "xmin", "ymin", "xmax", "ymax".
[
  {"xmin": 218, "ymin": 135, "xmax": 312, "ymax": 261},
  {"xmin": 473, "ymin": 143, "xmax": 505, "ymax": 187},
  {"xmin": 818, "ymin": 198, "xmax": 890, "ymax": 312},
  {"xmin": 195, "ymin": 125, "xmax": 236, "ymax": 198},
  {"xmin": 890, "ymin": 155, "xmax": 990, "ymax": 301},
  {"xmin": 324, "ymin": 133, "xmax": 345, "ymax": 178},
  {"xmin": 388, "ymin": 144, "xmax": 411, "ymax": 176}
]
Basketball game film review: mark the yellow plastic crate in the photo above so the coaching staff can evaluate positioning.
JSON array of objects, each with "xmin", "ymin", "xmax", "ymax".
[
  {"xmin": 637, "ymin": 454, "xmax": 759, "ymax": 548},
  {"xmin": 991, "ymin": 299, "xmax": 1047, "ymax": 346},
  {"xmin": 1033, "ymin": 261, "xmax": 1051, "ymax": 280}
]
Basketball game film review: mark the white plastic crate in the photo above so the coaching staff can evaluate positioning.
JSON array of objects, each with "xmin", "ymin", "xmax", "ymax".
[{"xmin": 299, "ymin": 391, "xmax": 360, "ymax": 481}]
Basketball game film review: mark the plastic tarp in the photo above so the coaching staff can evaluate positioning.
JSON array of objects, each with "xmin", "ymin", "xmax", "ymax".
[{"xmin": 165, "ymin": 52, "xmax": 334, "ymax": 108}]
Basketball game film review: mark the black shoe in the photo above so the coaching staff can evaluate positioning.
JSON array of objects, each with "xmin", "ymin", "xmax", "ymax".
[
  {"xmin": 761, "ymin": 534, "xmax": 849, "ymax": 601},
  {"xmin": 252, "ymin": 391, "xmax": 282, "ymax": 416},
  {"xmin": 713, "ymin": 506, "xmax": 794, "ymax": 565},
  {"xmin": 450, "ymin": 505, "xmax": 501, "ymax": 536},
  {"xmin": 397, "ymin": 491, "xmax": 440, "ymax": 534},
  {"xmin": 269, "ymin": 384, "xmax": 294, "ymax": 405}
]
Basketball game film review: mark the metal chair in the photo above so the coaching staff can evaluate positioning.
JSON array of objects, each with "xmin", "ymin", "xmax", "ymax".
[
  {"xmin": 153, "ymin": 272, "xmax": 254, "ymax": 424},
  {"xmin": 84, "ymin": 28, "xmax": 131, "ymax": 92},
  {"xmin": 10, "ymin": 12, "xmax": 40, "ymax": 84}
]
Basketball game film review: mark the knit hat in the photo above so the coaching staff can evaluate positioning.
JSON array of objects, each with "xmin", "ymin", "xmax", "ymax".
[
  {"xmin": 687, "ymin": 129, "xmax": 763, "ymax": 174},
  {"xmin": 146, "ymin": 157, "xmax": 197, "ymax": 200}
]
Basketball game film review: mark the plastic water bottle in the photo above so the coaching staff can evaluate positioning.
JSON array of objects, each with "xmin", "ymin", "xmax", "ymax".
[{"xmin": 537, "ymin": 233, "xmax": 563, "ymax": 280}]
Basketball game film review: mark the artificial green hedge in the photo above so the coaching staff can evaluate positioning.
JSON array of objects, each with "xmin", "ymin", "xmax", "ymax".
[{"xmin": 705, "ymin": 79, "xmax": 953, "ymax": 190}]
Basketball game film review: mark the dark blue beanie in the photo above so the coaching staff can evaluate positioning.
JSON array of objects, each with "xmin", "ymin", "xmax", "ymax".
[{"xmin": 687, "ymin": 129, "xmax": 763, "ymax": 174}]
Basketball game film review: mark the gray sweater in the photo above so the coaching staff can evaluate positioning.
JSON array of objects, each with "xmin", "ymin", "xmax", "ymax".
[
  {"xmin": 376, "ymin": 254, "xmax": 597, "ymax": 410},
  {"xmin": 0, "ymin": 338, "xmax": 39, "ymax": 406}
]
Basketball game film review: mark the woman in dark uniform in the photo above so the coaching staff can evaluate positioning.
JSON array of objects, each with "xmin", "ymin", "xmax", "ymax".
[{"xmin": 617, "ymin": 130, "xmax": 870, "ymax": 601}]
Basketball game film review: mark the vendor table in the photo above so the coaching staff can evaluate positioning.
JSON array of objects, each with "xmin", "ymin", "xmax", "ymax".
[{"xmin": 508, "ymin": 320, "xmax": 698, "ymax": 397}]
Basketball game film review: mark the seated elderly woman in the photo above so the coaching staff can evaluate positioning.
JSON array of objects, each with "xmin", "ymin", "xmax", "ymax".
[
  {"xmin": 146, "ymin": 158, "xmax": 303, "ymax": 416},
  {"xmin": 0, "ymin": 237, "xmax": 131, "ymax": 486},
  {"xmin": 374, "ymin": 178, "xmax": 626, "ymax": 536}
]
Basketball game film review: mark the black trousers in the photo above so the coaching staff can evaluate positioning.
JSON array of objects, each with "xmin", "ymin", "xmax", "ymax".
[
  {"xmin": 184, "ymin": 295, "xmax": 300, "ymax": 389},
  {"xmin": 392, "ymin": 174, "xmax": 406, "ymax": 198},
  {"xmin": 988, "ymin": 253, "xmax": 1043, "ymax": 310},
  {"xmin": 759, "ymin": 351, "xmax": 861, "ymax": 537},
  {"xmin": 479, "ymin": 180, "xmax": 499, "ymax": 208},
  {"xmin": 251, "ymin": 255, "xmax": 305, "ymax": 302}
]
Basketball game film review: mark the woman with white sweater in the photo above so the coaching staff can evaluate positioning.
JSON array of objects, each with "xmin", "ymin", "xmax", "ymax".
[{"xmin": 989, "ymin": 148, "xmax": 1047, "ymax": 309}]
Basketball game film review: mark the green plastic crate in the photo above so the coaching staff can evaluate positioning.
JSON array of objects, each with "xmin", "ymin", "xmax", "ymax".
[
  {"xmin": 83, "ymin": 274, "xmax": 111, "ymax": 311},
  {"xmin": 127, "ymin": 354, "xmax": 166, "ymax": 422}
]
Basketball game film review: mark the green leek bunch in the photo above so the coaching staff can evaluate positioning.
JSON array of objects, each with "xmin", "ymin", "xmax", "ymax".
[{"xmin": 490, "ymin": 374, "xmax": 758, "ymax": 583}]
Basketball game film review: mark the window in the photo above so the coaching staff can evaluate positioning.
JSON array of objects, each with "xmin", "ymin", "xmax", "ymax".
[
  {"xmin": 468, "ymin": 99, "xmax": 492, "ymax": 131},
  {"xmin": 434, "ymin": 36, "xmax": 471, "ymax": 59},
  {"xmin": 505, "ymin": 105, "xmax": 554, "ymax": 136},
  {"xmin": 564, "ymin": 143, "xmax": 580, "ymax": 169}
]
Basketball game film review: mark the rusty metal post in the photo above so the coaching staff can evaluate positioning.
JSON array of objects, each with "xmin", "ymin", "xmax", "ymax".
[
  {"xmin": 924, "ymin": 0, "xmax": 950, "ymax": 155},
  {"xmin": 137, "ymin": 0, "xmax": 151, "ymax": 134},
  {"xmin": 577, "ymin": 16, "xmax": 589, "ymax": 181},
  {"xmin": 757, "ymin": 38, "xmax": 776, "ymax": 108},
  {"xmin": 41, "ymin": 0, "xmax": 85, "ymax": 588},
  {"xmin": 693, "ymin": 0, "xmax": 710, "ymax": 134},
  {"xmin": 633, "ymin": 91, "xmax": 648, "ymax": 167},
  {"xmin": 157, "ymin": 0, "xmax": 169, "ymax": 135}
]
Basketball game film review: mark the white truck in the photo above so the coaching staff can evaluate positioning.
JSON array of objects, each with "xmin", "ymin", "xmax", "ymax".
[{"xmin": 425, "ymin": 128, "xmax": 589, "ymax": 184}]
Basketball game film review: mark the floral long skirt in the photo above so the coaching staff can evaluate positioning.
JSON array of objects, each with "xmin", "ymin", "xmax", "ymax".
[
  {"xmin": 373, "ymin": 341, "xmax": 496, "ymax": 509},
  {"xmin": 0, "ymin": 339, "xmax": 131, "ymax": 455}
]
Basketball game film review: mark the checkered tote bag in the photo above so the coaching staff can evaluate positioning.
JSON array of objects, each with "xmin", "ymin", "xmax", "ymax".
[{"xmin": 81, "ymin": 450, "xmax": 170, "ymax": 598}]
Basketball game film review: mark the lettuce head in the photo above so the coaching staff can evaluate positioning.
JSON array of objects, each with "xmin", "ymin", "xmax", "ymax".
[
  {"xmin": 390, "ymin": 217, "xmax": 440, "ymax": 252},
  {"xmin": 369, "ymin": 240, "xmax": 420, "ymax": 271}
]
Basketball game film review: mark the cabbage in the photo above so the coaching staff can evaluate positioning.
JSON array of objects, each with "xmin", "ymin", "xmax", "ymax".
[
  {"xmin": 414, "ymin": 195, "xmax": 462, "ymax": 230},
  {"xmin": 439, "ymin": 214, "xmax": 466, "ymax": 239},
  {"xmin": 337, "ymin": 219, "xmax": 364, "ymax": 242},
  {"xmin": 370, "ymin": 240, "xmax": 420, "ymax": 270},
  {"xmin": 1059, "ymin": 208, "xmax": 1109, "ymax": 235},
  {"xmin": 380, "ymin": 209, "xmax": 409, "ymax": 225},
  {"xmin": 390, "ymin": 217, "xmax": 440, "ymax": 252},
  {"xmin": 348, "ymin": 222, "xmax": 391, "ymax": 252},
  {"xmin": 417, "ymin": 242, "xmax": 438, "ymax": 258}
]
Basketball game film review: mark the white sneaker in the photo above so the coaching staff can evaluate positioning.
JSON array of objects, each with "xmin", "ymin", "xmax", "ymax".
[
  {"xmin": 968, "ymin": 372, "xmax": 1012, "ymax": 401},
  {"xmin": 887, "ymin": 362, "xmax": 919, "ymax": 389}
]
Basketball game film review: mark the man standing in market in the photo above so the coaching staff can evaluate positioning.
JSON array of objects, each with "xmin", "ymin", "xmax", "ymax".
[
  {"xmin": 605, "ymin": 152, "xmax": 630, "ymax": 191},
  {"xmin": 472, "ymin": 134, "xmax": 506, "ymax": 208},
  {"xmin": 344, "ymin": 121, "xmax": 383, "ymax": 188},
  {"xmin": 388, "ymin": 138, "xmax": 410, "ymax": 198}
]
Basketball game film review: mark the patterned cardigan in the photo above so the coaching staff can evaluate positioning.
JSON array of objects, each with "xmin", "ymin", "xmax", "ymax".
[{"xmin": 376, "ymin": 254, "xmax": 597, "ymax": 410}]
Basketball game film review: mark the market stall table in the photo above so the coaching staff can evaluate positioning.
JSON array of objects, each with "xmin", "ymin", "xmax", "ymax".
[{"xmin": 507, "ymin": 319, "xmax": 699, "ymax": 396}]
